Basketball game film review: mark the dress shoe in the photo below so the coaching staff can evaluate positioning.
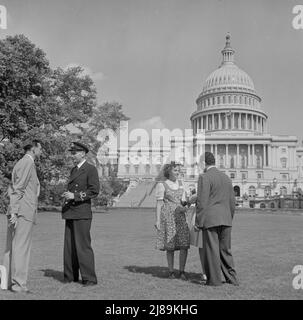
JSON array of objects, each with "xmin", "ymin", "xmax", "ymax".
[
  {"xmin": 168, "ymin": 271, "xmax": 176, "ymax": 279},
  {"xmin": 64, "ymin": 277, "xmax": 79, "ymax": 283},
  {"xmin": 179, "ymin": 271, "xmax": 188, "ymax": 281},
  {"xmin": 11, "ymin": 285, "xmax": 30, "ymax": 293},
  {"xmin": 82, "ymin": 280, "xmax": 97, "ymax": 287},
  {"xmin": 201, "ymin": 274, "xmax": 207, "ymax": 282},
  {"xmin": 226, "ymin": 279, "xmax": 240, "ymax": 286}
]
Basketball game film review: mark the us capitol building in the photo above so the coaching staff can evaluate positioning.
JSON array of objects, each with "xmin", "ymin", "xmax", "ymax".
[{"xmin": 114, "ymin": 35, "xmax": 303, "ymax": 205}]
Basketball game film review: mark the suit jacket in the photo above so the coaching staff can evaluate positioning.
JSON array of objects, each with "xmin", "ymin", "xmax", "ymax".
[
  {"xmin": 7, "ymin": 154, "xmax": 40, "ymax": 223},
  {"xmin": 196, "ymin": 167, "xmax": 235, "ymax": 229},
  {"xmin": 62, "ymin": 161, "xmax": 100, "ymax": 220}
]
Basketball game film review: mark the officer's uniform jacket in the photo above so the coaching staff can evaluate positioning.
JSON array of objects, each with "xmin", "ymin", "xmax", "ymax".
[{"xmin": 62, "ymin": 161, "xmax": 100, "ymax": 220}]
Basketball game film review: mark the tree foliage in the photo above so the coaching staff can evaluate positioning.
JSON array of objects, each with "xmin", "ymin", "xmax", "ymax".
[{"xmin": 0, "ymin": 34, "xmax": 129, "ymax": 213}]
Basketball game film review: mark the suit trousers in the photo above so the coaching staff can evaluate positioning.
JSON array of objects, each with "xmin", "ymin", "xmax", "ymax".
[
  {"xmin": 3, "ymin": 216, "xmax": 34, "ymax": 290},
  {"xmin": 64, "ymin": 219, "xmax": 97, "ymax": 283},
  {"xmin": 203, "ymin": 226, "xmax": 238, "ymax": 286}
]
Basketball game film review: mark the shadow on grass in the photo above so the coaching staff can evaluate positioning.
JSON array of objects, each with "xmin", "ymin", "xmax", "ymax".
[
  {"xmin": 124, "ymin": 265, "xmax": 203, "ymax": 284},
  {"xmin": 40, "ymin": 269, "xmax": 65, "ymax": 283}
]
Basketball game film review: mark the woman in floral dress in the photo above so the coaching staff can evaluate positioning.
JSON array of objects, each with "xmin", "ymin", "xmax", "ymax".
[{"xmin": 155, "ymin": 162, "xmax": 190, "ymax": 280}]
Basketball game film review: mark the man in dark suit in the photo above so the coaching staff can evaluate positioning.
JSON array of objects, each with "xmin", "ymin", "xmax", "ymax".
[
  {"xmin": 196, "ymin": 151, "xmax": 239, "ymax": 286},
  {"xmin": 62, "ymin": 142, "xmax": 100, "ymax": 286}
]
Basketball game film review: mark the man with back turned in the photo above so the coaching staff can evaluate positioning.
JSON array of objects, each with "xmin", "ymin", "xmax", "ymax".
[
  {"xmin": 195, "ymin": 151, "xmax": 239, "ymax": 286},
  {"xmin": 62, "ymin": 142, "xmax": 100, "ymax": 286}
]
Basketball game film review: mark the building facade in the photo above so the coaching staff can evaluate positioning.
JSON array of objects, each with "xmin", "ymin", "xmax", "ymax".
[{"xmin": 116, "ymin": 35, "xmax": 303, "ymax": 200}]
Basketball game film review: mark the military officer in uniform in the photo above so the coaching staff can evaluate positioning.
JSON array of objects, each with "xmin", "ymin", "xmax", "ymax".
[{"xmin": 62, "ymin": 142, "xmax": 100, "ymax": 286}]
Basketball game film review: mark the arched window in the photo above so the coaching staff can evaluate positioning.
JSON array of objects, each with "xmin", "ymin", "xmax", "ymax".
[
  {"xmin": 239, "ymin": 96, "xmax": 243, "ymax": 104},
  {"xmin": 228, "ymin": 96, "xmax": 231, "ymax": 104},
  {"xmin": 217, "ymin": 96, "xmax": 220, "ymax": 104},
  {"xmin": 248, "ymin": 186, "xmax": 256, "ymax": 197},
  {"xmin": 244, "ymin": 96, "xmax": 247, "ymax": 104},
  {"xmin": 212, "ymin": 97, "xmax": 215, "ymax": 105},
  {"xmin": 280, "ymin": 186, "xmax": 287, "ymax": 196},
  {"xmin": 234, "ymin": 96, "xmax": 238, "ymax": 104},
  {"xmin": 264, "ymin": 186, "xmax": 271, "ymax": 198},
  {"xmin": 223, "ymin": 96, "xmax": 226, "ymax": 104}
]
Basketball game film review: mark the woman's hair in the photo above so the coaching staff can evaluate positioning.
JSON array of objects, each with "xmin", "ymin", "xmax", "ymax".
[{"xmin": 163, "ymin": 162, "xmax": 178, "ymax": 179}]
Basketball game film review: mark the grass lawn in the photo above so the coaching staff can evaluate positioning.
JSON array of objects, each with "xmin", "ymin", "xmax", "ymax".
[{"xmin": 0, "ymin": 209, "xmax": 303, "ymax": 300}]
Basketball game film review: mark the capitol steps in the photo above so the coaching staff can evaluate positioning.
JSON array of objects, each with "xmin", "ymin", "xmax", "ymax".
[
  {"xmin": 115, "ymin": 180, "xmax": 156, "ymax": 208},
  {"xmin": 139, "ymin": 182, "xmax": 157, "ymax": 208}
]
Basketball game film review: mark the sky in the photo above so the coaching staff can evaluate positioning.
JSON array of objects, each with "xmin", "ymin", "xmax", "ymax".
[{"xmin": 1, "ymin": 0, "xmax": 303, "ymax": 140}]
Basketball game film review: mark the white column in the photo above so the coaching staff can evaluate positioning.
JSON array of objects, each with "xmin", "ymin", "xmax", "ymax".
[
  {"xmin": 268, "ymin": 145, "xmax": 272, "ymax": 167},
  {"xmin": 245, "ymin": 113, "xmax": 248, "ymax": 130},
  {"xmin": 219, "ymin": 114, "xmax": 222, "ymax": 130},
  {"xmin": 252, "ymin": 144, "xmax": 255, "ymax": 167},
  {"xmin": 236, "ymin": 144, "xmax": 240, "ymax": 168},
  {"xmin": 263, "ymin": 144, "xmax": 266, "ymax": 168},
  {"xmin": 277, "ymin": 146, "xmax": 279, "ymax": 167},
  {"xmin": 226, "ymin": 144, "xmax": 229, "ymax": 167},
  {"xmin": 212, "ymin": 114, "xmax": 215, "ymax": 130},
  {"xmin": 232, "ymin": 113, "xmax": 235, "ymax": 129},
  {"xmin": 214, "ymin": 144, "xmax": 217, "ymax": 164},
  {"xmin": 247, "ymin": 144, "xmax": 251, "ymax": 167},
  {"xmin": 289, "ymin": 146, "xmax": 293, "ymax": 169}
]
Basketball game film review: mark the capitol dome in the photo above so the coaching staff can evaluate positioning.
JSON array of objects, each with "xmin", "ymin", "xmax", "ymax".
[
  {"xmin": 199, "ymin": 34, "xmax": 255, "ymax": 96},
  {"xmin": 191, "ymin": 34, "xmax": 267, "ymax": 135},
  {"xmin": 202, "ymin": 64, "xmax": 255, "ymax": 94}
]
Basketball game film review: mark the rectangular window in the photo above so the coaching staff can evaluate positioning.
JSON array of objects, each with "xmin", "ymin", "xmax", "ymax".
[
  {"xmin": 230, "ymin": 172, "xmax": 236, "ymax": 179},
  {"xmin": 241, "ymin": 172, "xmax": 248, "ymax": 180}
]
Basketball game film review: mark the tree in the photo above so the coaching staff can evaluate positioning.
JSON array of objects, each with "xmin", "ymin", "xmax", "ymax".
[
  {"xmin": 78, "ymin": 102, "xmax": 129, "ymax": 167},
  {"xmin": 0, "ymin": 35, "xmax": 97, "ymax": 212},
  {"xmin": 0, "ymin": 34, "xmax": 130, "ymax": 213}
]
